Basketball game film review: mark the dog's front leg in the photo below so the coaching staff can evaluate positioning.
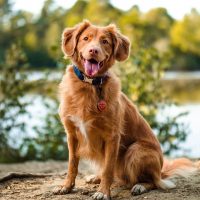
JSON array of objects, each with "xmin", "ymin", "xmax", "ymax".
[
  {"xmin": 54, "ymin": 121, "xmax": 79, "ymax": 195},
  {"xmin": 93, "ymin": 135, "xmax": 119, "ymax": 200}
]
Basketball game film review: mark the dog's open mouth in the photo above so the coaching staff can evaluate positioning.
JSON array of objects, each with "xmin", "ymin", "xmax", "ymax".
[{"xmin": 83, "ymin": 58, "xmax": 103, "ymax": 77}]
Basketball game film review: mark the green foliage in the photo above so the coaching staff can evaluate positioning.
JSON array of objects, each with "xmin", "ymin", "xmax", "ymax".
[
  {"xmin": 170, "ymin": 9, "xmax": 200, "ymax": 70},
  {"xmin": 0, "ymin": 0, "xmax": 200, "ymax": 69},
  {"xmin": 0, "ymin": 44, "xmax": 30, "ymax": 162},
  {"xmin": 154, "ymin": 111, "xmax": 188, "ymax": 155},
  {"xmin": 170, "ymin": 9, "xmax": 200, "ymax": 56},
  {"xmin": 20, "ymin": 99, "xmax": 68, "ymax": 161},
  {"xmin": 0, "ymin": 45, "xmax": 67, "ymax": 162}
]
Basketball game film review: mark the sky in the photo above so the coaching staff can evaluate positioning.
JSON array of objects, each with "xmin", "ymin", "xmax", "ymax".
[{"xmin": 12, "ymin": 0, "xmax": 200, "ymax": 20}]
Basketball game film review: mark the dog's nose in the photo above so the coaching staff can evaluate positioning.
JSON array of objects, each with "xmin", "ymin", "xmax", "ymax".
[{"xmin": 89, "ymin": 48, "xmax": 98, "ymax": 55}]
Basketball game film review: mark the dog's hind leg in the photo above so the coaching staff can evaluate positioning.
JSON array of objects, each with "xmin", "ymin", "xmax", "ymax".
[{"xmin": 123, "ymin": 143, "xmax": 163, "ymax": 195}]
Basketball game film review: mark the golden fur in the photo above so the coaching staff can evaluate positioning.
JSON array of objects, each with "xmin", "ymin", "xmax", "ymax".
[{"xmin": 54, "ymin": 20, "xmax": 199, "ymax": 199}]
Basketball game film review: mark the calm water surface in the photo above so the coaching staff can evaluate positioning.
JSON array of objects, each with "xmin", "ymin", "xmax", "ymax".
[
  {"xmin": 14, "ymin": 95, "xmax": 200, "ymax": 158},
  {"xmin": 12, "ymin": 71, "xmax": 200, "ymax": 158},
  {"xmin": 157, "ymin": 104, "xmax": 200, "ymax": 158}
]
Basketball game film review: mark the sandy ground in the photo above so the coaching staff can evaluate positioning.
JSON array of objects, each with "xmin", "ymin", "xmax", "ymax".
[{"xmin": 0, "ymin": 160, "xmax": 200, "ymax": 200}]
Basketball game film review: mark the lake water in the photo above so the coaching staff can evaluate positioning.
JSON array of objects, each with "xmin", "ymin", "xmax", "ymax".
[
  {"xmin": 164, "ymin": 71, "xmax": 200, "ymax": 80},
  {"xmin": 157, "ymin": 103, "xmax": 200, "ymax": 158},
  {"xmin": 12, "ymin": 94, "xmax": 199, "ymax": 159},
  {"xmin": 11, "ymin": 71, "xmax": 200, "ymax": 158}
]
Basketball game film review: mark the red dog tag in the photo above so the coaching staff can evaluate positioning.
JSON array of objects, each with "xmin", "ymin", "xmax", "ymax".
[{"xmin": 97, "ymin": 100, "xmax": 106, "ymax": 111}]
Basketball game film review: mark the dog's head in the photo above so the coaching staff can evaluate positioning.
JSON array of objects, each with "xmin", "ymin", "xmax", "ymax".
[{"xmin": 62, "ymin": 20, "xmax": 130, "ymax": 77}]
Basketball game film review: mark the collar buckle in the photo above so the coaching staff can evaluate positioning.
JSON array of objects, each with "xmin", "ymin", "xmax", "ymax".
[{"xmin": 84, "ymin": 76, "xmax": 93, "ymax": 84}]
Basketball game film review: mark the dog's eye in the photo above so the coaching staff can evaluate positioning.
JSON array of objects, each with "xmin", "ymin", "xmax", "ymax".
[
  {"xmin": 102, "ymin": 39, "xmax": 108, "ymax": 44},
  {"xmin": 83, "ymin": 37, "xmax": 88, "ymax": 41}
]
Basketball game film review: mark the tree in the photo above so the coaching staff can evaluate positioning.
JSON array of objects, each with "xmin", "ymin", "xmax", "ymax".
[
  {"xmin": 170, "ymin": 9, "xmax": 200, "ymax": 56},
  {"xmin": 84, "ymin": 0, "xmax": 121, "ymax": 25},
  {"xmin": 118, "ymin": 6, "xmax": 142, "ymax": 50},
  {"xmin": 142, "ymin": 8, "xmax": 174, "ymax": 47}
]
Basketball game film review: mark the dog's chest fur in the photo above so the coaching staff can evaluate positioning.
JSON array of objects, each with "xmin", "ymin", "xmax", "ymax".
[
  {"xmin": 59, "ymin": 67, "xmax": 122, "ymax": 151},
  {"xmin": 68, "ymin": 115, "xmax": 88, "ymax": 139}
]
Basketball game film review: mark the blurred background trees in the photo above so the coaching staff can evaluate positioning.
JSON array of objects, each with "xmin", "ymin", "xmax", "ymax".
[
  {"xmin": 0, "ymin": 0, "xmax": 199, "ymax": 162},
  {"xmin": 1, "ymin": 0, "xmax": 200, "ymax": 70}
]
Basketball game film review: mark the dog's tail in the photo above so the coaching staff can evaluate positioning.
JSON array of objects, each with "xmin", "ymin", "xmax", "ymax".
[{"xmin": 156, "ymin": 158, "xmax": 199, "ymax": 189}]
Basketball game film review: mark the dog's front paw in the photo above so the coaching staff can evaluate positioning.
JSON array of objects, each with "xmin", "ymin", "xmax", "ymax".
[
  {"xmin": 53, "ymin": 185, "xmax": 72, "ymax": 195},
  {"xmin": 131, "ymin": 184, "xmax": 147, "ymax": 196},
  {"xmin": 92, "ymin": 192, "xmax": 111, "ymax": 200}
]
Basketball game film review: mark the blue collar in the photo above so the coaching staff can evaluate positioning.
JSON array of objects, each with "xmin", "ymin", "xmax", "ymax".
[{"xmin": 73, "ymin": 65, "xmax": 108, "ymax": 85}]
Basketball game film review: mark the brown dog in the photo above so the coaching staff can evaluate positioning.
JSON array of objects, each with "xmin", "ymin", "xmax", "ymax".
[{"xmin": 54, "ymin": 20, "xmax": 198, "ymax": 199}]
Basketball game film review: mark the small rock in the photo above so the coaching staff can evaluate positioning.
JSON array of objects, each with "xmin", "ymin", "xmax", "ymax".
[
  {"xmin": 72, "ymin": 188, "xmax": 78, "ymax": 192},
  {"xmin": 81, "ymin": 190, "xmax": 89, "ymax": 195}
]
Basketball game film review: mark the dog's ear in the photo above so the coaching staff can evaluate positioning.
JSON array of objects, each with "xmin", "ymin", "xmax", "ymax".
[
  {"xmin": 62, "ymin": 20, "xmax": 91, "ymax": 57},
  {"xmin": 107, "ymin": 24, "xmax": 130, "ymax": 61},
  {"xmin": 115, "ymin": 33, "xmax": 130, "ymax": 61}
]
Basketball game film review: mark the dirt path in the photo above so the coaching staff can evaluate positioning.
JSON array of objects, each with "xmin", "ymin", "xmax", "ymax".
[{"xmin": 0, "ymin": 161, "xmax": 200, "ymax": 200}]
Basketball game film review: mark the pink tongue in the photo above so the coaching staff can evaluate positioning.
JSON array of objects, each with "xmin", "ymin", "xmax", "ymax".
[{"xmin": 84, "ymin": 60, "xmax": 99, "ymax": 77}]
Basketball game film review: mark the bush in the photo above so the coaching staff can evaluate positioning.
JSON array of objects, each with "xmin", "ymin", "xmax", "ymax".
[
  {"xmin": 0, "ymin": 44, "xmax": 67, "ymax": 162},
  {"xmin": 20, "ymin": 98, "xmax": 68, "ymax": 161},
  {"xmin": 0, "ymin": 44, "xmax": 30, "ymax": 162}
]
